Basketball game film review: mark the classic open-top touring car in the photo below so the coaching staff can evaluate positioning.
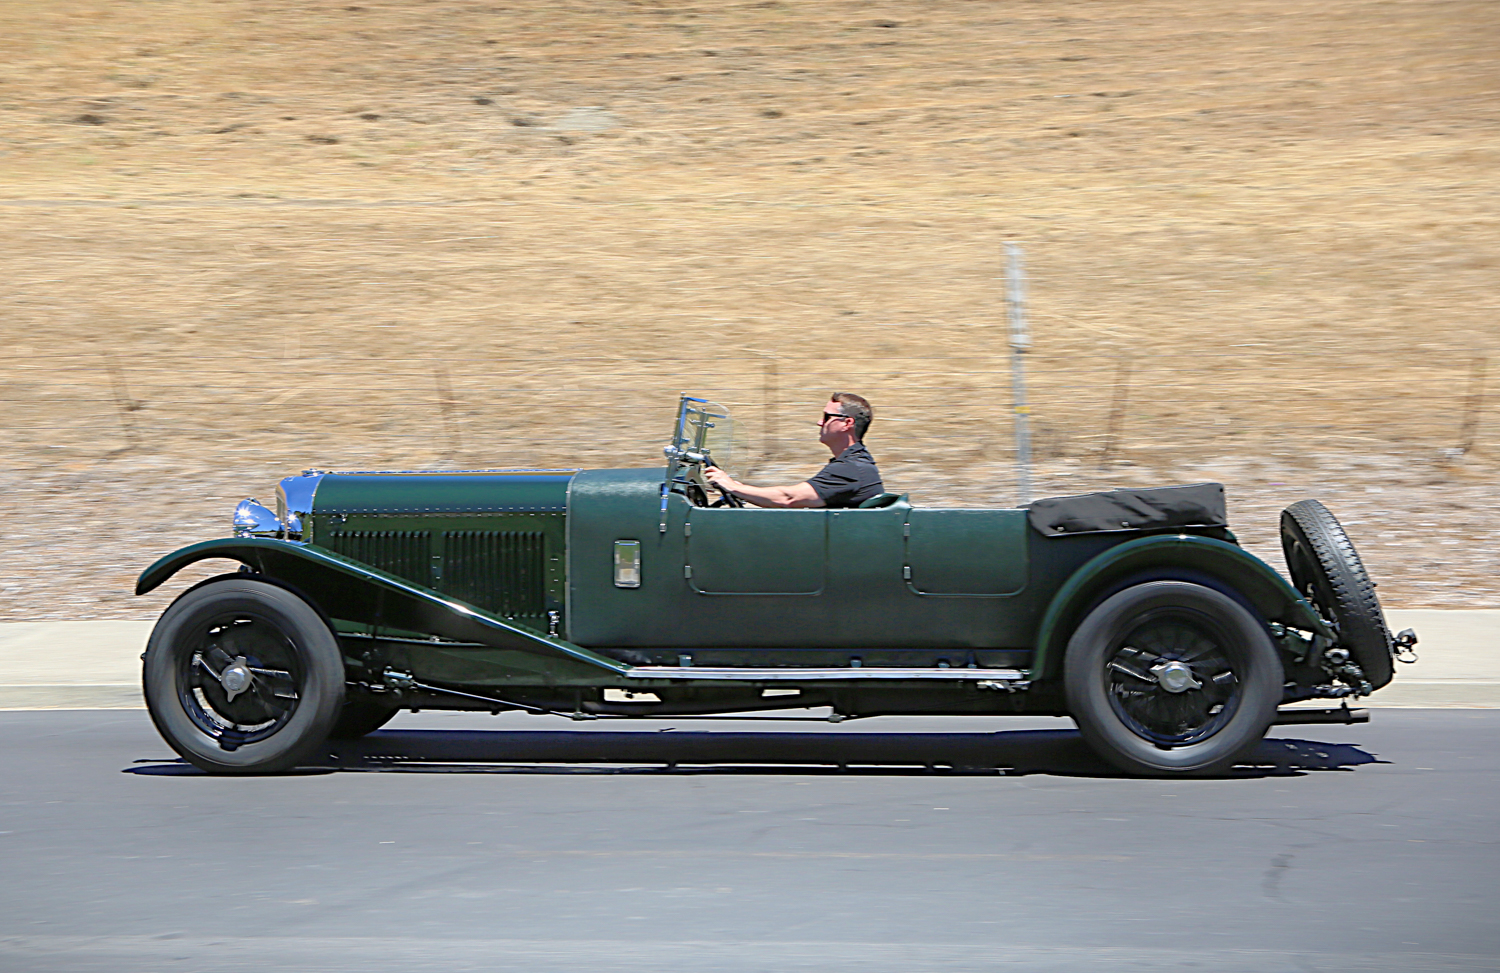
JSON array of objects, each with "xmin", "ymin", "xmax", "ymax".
[{"xmin": 137, "ymin": 396, "xmax": 1415, "ymax": 776}]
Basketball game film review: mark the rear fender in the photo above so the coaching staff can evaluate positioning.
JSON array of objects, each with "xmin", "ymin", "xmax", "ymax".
[
  {"xmin": 1030, "ymin": 534, "xmax": 1330, "ymax": 683},
  {"xmin": 136, "ymin": 538, "xmax": 627, "ymax": 678}
]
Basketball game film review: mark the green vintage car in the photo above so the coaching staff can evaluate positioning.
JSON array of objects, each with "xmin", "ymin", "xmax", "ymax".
[{"xmin": 137, "ymin": 396, "xmax": 1415, "ymax": 776}]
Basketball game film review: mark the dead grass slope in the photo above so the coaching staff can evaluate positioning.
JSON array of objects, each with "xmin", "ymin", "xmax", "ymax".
[{"xmin": 1, "ymin": 0, "xmax": 1497, "ymax": 619}]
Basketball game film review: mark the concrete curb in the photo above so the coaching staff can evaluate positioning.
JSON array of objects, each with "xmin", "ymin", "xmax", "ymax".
[
  {"xmin": 0, "ymin": 621, "xmax": 152, "ymax": 710},
  {"xmin": 0, "ymin": 610, "xmax": 1495, "ymax": 711}
]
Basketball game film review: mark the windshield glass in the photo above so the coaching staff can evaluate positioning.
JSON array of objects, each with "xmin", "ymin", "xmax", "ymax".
[
  {"xmin": 667, "ymin": 396, "xmax": 736, "ymax": 471},
  {"xmin": 660, "ymin": 395, "xmax": 743, "ymax": 528}
]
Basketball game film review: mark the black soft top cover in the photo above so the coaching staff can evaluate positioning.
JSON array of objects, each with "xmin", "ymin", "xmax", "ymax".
[{"xmin": 1028, "ymin": 482, "xmax": 1226, "ymax": 536}]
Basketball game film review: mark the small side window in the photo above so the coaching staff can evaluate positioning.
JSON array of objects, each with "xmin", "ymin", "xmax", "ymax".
[{"xmin": 613, "ymin": 540, "xmax": 642, "ymax": 588}]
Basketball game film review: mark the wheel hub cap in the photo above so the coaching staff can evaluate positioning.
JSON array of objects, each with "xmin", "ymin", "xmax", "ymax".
[
  {"xmin": 220, "ymin": 656, "xmax": 253, "ymax": 701},
  {"xmin": 1152, "ymin": 660, "xmax": 1202, "ymax": 694}
]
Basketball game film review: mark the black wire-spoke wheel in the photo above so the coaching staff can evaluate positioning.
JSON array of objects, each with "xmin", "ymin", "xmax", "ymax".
[
  {"xmin": 179, "ymin": 613, "xmax": 306, "ymax": 746},
  {"xmin": 1105, "ymin": 608, "xmax": 1241, "ymax": 747},
  {"xmin": 1066, "ymin": 581, "xmax": 1282, "ymax": 776},
  {"xmin": 144, "ymin": 576, "xmax": 344, "ymax": 774}
]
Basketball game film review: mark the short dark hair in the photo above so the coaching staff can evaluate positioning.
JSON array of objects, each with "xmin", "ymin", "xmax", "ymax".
[{"xmin": 831, "ymin": 392, "xmax": 873, "ymax": 440}]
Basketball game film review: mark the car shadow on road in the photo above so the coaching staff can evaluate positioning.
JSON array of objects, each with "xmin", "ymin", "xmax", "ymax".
[{"xmin": 126, "ymin": 726, "xmax": 1384, "ymax": 778}]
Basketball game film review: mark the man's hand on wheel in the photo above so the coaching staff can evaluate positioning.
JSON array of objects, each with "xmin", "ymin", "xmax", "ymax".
[
  {"xmin": 702, "ymin": 466, "xmax": 738, "ymax": 495},
  {"xmin": 701, "ymin": 468, "xmax": 822, "ymax": 508}
]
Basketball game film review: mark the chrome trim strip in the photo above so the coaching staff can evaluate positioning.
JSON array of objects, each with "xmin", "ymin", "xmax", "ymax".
[{"xmin": 622, "ymin": 666, "xmax": 1028, "ymax": 682}]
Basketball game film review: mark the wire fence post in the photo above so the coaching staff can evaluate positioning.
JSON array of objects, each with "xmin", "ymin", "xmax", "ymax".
[
  {"xmin": 433, "ymin": 362, "xmax": 462, "ymax": 462},
  {"xmin": 102, "ymin": 353, "xmax": 139, "ymax": 450},
  {"xmin": 1456, "ymin": 354, "xmax": 1488, "ymax": 455},
  {"xmin": 1005, "ymin": 242, "xmax": 1033, "ymax": 505},
  {"xmin": 1098, "ymin": 356, "xmax": 1132, "ymax": 469},
  {"xmin": 763, "ymin": 354, "xmax": 778, "ymax": 466}
]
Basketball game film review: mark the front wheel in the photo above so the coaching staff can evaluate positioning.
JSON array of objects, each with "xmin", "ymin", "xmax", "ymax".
[
  {"xmin": 143, "ymin": 577, "xmax": 345, "ymax": 774},
  {"xmin": 1065, "ymin": 581, "xmax": 1282, "ymax": 776}
]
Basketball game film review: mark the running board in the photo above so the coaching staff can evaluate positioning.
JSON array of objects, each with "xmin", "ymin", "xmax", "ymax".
[{"xmin": 623, "ymin": 666, "xmax": 1030, "ymax": 686}]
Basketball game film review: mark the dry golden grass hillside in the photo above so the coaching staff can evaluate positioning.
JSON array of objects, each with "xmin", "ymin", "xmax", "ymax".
[{"xmin": 1, "ymin": 0, "xmax": 1497, "ymax": 619}]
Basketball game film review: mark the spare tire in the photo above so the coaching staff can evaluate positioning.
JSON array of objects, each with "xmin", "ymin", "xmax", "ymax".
[{"xmin": 1280, "ymin": 499, "xmax": 1393, "ymax": 690}]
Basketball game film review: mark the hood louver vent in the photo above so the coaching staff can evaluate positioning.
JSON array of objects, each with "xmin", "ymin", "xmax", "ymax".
[
  {"xmin": 319, "ymin": 528, "xmax": 548, "ymax": 623},
  {"xmin": 323, "ymin": 530, "xmax": 430, "ymax": 587},
  {"xmin": 443, "ymin": 530, "xmax": 547, "ymax": 620}
]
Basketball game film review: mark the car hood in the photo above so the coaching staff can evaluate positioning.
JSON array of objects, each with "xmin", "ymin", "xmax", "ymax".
[{"xmin": 285, "ymin": 469, "xmax": 579, "ymax": 516}]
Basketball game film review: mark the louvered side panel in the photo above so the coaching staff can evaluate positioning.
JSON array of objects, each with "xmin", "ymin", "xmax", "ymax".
[
  {"xmin": 443, "ymin": 530, "xmax": 546, "ymax": 619},
  {"xmin": 321, "ymin": 530, "xmax": 431, "ymax": 587}
]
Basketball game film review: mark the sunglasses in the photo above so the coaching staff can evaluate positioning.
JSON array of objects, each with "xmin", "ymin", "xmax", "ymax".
[{"xmin": 820, "ymin": 412, "xmax": 852, "ymax": 425}]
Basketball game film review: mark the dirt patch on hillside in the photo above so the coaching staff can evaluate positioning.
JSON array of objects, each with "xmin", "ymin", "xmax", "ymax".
[{"xmin": 1, "ymin": 0, "xmax": 1497, "ymax": 620}]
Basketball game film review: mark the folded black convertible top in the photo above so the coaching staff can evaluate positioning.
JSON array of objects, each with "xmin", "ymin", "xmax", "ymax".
[{"xmin": 1028, "ymin": 482, "xmax": 1226, "ymax": 536}]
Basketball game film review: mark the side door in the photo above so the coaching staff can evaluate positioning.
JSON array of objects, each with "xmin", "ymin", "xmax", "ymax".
[
  {"xmin": 897, "ymin": 508, "xmax": 1033, "ymax": 652},
  {"xmin": 669, "ymin": 507, "xmax": 829, "ymax": 646},
  {"xmin": 904, "ymin": 509, "xmax": 1029, "ymax": 597},
  {"xmin": 684, "ymin": 507, "xmax": 827, "ymax": 595}
]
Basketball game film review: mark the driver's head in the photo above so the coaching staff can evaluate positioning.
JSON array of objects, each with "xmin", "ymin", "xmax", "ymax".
[{"xmin": 824, "ymin": 392, "xmax": 873, "ymax": 441}]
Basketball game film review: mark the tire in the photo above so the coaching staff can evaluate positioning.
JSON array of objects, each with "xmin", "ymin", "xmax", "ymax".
[
  {"xmin": 143, "ymin": 577, "xmax": 345, "ymax": 774},
  {"xmin": 1280, "ymin": 499, "xmax": 1393, "ymax": 690},
  {"xmin": 1065, "ymin": 581, "xmax": 1282, "ymax": 776},
  {"xmin": 328, "ymin": 700, "xmax": 399, "ymax": 739}
]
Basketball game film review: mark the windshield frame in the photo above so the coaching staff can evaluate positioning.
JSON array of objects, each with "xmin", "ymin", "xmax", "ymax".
[{"xmin": 659, "ymin": 395, "xmax": 736, "ymax": 530}]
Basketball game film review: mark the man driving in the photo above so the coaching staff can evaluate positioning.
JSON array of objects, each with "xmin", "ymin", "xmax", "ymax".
[{"xmin": 703, "ymin": 392, "xmax": 884, "ymax": 508}]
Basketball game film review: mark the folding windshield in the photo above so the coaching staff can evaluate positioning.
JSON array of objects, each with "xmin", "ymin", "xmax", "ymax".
[
  {"xmin": 666, "ymin": 396, "xmax": 736, "ymax": 472},
  {"xmin": 660, "ymin": 395, "xmax": 737, "ymax": 530}
]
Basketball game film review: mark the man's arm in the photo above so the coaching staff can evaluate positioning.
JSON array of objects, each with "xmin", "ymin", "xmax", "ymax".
[{"xmin": 702, "ymin": 467, "xmax": 824, "ymax": 508}]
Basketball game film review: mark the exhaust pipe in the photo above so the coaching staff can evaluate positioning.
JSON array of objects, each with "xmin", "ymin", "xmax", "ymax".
[{"xmin": 1274, "ymin": 705, "xmax": 1369, "ymax": 726}]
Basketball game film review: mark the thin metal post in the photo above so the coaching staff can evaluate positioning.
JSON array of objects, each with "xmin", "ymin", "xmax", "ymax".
[{"xmin": 1005, "ymin": 243, "xmax": 1032, "ymax": 505}]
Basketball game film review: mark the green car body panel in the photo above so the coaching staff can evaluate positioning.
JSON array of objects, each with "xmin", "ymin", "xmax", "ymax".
[
  {"xmin": 565, "ymin": 468, "xmax": 1043, "ymax": 660},
  {"xmin": 136, "ymin": 536, "xmax": 630, "ymax": 687},
  {"xmin": 138, "ymin": 461, "xmax": 1329, "ymax": 716}
]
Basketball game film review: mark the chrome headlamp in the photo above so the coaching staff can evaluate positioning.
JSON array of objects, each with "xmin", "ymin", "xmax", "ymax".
[{"xmin": 232, "ymin": 498, "xmax": 283, "ymax": 538}]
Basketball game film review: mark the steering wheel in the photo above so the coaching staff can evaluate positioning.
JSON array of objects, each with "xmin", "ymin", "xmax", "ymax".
[
  {"xmin": 686, "ymin": 461, "xmax": 744, "ymax": 507},
  {"xmin": 710, "ymin": 489, "xmax": 744, "ymax": 508}
]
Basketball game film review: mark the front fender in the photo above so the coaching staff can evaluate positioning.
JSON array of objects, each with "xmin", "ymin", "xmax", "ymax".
[
  {"xmin": 1030, "ymin": 534, "xmax": 1330, "ymax": 682},
  {"xmin": 136, "ymin": 538, "xmax": 626, "ymax": 676}
]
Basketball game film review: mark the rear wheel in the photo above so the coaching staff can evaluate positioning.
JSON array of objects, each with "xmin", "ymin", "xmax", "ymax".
[
  {"xmin": 143, "ymin": 577, "xmax": 344, "ymax": 774},
  {"xmin": 1065, "ymin": 581, "xmax": 1282, "ymax": 775},
  {"xmin": 1281, "ymin": 499, "xmax": 1393, "ymax": 690}
]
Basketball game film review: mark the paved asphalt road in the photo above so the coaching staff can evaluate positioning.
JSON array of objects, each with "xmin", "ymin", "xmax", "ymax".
[{"xmin": 2, "ymin": 709, "xmax": 1496, "ymax": 972}]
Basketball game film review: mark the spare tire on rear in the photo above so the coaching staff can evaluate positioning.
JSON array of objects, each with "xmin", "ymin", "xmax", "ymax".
[{"xmin": 1280, "ymin": 499, "xmax": 1393, "ymax": 690}]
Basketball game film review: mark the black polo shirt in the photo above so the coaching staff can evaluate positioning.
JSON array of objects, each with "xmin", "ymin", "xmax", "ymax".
[{"xmin": 808, "ymin": 442, "xmax": 884, "ymax": 508}]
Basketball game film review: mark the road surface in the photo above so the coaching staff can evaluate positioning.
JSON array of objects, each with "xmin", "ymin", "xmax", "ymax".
[{"xmin": 1, "ymin": 708, "xmax": 1496, "ymax": 971}]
